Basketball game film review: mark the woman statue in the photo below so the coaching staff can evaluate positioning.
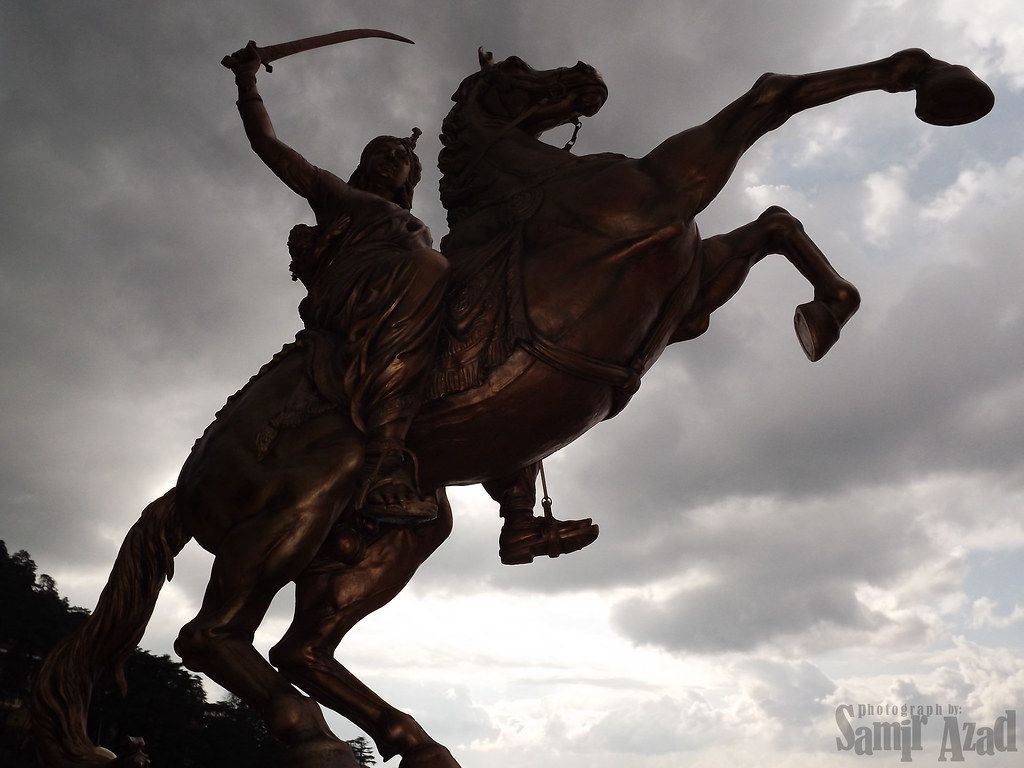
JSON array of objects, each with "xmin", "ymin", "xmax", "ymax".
[{"xmin": 225, "ymin": 42, "xmax": 448, "ymax": 524}]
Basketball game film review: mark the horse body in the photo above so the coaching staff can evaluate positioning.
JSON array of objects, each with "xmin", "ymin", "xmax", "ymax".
[
  {"xmin": 519, "ymin": 161, "xmax": 703, "ymax": 358},
  {"xmin": 411, "ymin": 66, "xmax": 709, "ymax": 486},
  {"xmin": 31, "ymin": 46, "xmax": 993, "ymax": 768},
  {"xmin": 177, "ymin": 344, "xmax": 365, "ymax": 552},
  {"xmin": 414, "ymin": 151, "xmax": 704, "ymax": 483}
]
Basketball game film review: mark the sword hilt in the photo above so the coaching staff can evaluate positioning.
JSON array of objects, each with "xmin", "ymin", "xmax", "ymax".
[
  {"xmin": 218, "ymin": 54, "xmax": 272, "ymax": 72},
  {"xmin": 221, "ymin": 41, "xmax": 273, "ymax": 74}
]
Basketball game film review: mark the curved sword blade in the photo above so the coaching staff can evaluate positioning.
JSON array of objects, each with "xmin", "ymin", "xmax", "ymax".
[{"xmin": 257, "ymin": 28, "xmax": 414, "ymax": 71}]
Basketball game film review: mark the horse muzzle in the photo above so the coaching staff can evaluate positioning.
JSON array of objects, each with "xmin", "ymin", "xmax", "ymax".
[{"xmin": 575, "ymin": 86, "xmax": 607, "ymax": 116}]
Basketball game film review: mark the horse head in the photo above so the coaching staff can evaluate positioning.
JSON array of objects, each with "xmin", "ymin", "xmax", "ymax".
[
  {"xmin": 462, "ymin": 48, "xmax": 608, "ymax": 136},
  {"xmin": 440, "ymin": 50, "xmax": 608, "ymax": 224}
]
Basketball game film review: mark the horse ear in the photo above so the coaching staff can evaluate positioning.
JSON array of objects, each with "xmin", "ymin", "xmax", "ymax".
[{"xmin": 478, "ymin": 47, "xmax": 494, "ymax": 70}]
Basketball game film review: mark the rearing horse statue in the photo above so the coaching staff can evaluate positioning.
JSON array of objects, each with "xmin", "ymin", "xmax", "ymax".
[{"xmin": 31, "ymin": 45, "xmax": 992, "ymax": 768}]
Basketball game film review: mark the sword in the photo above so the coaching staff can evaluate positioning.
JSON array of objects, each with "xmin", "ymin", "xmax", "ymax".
[{"xmin": 221, "ymin": 28, "xmax": 414, "ymax": 73}]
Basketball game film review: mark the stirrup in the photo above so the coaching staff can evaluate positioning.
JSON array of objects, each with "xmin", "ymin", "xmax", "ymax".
[
  {"xmin": 358, "ymin": 439, "xmax": 437, "ymax": 525},
  {"xmin": 499, "ymin": 514, "xmax": 600, "ymax": 565}
]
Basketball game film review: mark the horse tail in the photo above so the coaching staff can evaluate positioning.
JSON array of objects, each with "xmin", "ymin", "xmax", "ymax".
[{"xmin": 30, "ymin": 488, "xmax": 191, "ymax": 766}]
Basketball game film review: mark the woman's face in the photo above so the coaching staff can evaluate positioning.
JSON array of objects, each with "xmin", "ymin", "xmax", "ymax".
[{"xmin": 364, "ymin": 141, "xmax": 412, "ymax": 191}]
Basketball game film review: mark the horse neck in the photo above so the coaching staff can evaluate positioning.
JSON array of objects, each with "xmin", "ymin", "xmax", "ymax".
[
  {"xmin": 440, "ymin": 98, "xmax": 692, "ymax": 383},
  {"xmin": 439, "ymin": 102, "xmax": 575, "ymax": 226}
]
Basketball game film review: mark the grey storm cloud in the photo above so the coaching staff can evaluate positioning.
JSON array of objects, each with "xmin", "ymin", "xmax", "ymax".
[
  {"xmin": 575, "ymin": 692, "xmax": 727, "ymax": 754},
  {"xmin": 606, "ymin": 490, "xmax": 936, "ymax": 653}
]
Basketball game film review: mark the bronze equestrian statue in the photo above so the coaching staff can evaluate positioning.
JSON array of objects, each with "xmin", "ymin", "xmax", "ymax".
[{"xmin": 31, "ymin": 30, "xmax": 993, "ymax": 768}]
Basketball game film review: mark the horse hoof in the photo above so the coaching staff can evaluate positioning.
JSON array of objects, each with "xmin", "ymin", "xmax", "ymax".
[
  {"xmin": 399, "ymin": 744, "xmax": 462, "ymax": 768},
  {"xmin": 794, "ymin": 300, "xmax": 841, "ymax": 362},
  {"xmin": 915, "ymin": 63, "xmax": 994, "ymax": 126}
]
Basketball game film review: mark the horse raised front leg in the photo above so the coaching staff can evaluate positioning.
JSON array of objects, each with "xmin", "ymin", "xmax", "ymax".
[
  {"xmin": 645, "ymin": 49, "xmax": 992, "ymax": 217},
  {"xmin": 674, "ymin": 207, "xmax": 860, "ymax": 361},
  {"xmin": 742, "ymin": 48, "xmax": 994, "ymax": 131},
  {"xmin": 269, "ymin": 491, "xmax": 459, "ymax": 768}
]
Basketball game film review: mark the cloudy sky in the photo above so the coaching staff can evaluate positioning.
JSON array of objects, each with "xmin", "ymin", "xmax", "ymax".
[{"xmin": 3, "ymin": 1, "xmax": 1023, "ymax": 765}]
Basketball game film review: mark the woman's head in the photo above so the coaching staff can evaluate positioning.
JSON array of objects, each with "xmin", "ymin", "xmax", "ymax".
[{"xmin": 348, "ymin": 128, "xmax": 423, "ymax": 209}]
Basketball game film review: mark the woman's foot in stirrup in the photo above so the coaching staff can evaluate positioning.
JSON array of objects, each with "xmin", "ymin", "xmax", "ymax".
[
  {"xmin": 363, "ymin": 478, "xmax": 438, "ymax": 524},
  {"xmin": 359, "ymin": 444, "xmax": 438, "ymax": 525},
  {"xmin": 360, "ymin": 468, "xmax": 436, "ymax": 524}
]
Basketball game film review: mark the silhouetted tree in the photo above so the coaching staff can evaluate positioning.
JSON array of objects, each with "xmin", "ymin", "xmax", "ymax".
[
  {"xmin": 200, "ymin": 696, "xmax": 286, "ymax": 767},
  {"xmin": 88, "ymin": 650, "xmax": 209, "ymax": 765},
  {"xmin": 346, "ymin": 735, "xmax": 377, "ymax": 766},
  {"xmin": 0, "ymin": 543, "xmax": 87, "ymax": 698},
  {"xmin": 2, "ymin": 542, "xmax": 89, "ymax": 765}
]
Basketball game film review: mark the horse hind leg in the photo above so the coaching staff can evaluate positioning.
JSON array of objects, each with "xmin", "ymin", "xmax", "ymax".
[
  {"xmin": 269, "ymin": 490, "xmax": 459, "ymax": 768},
  {"xmin": 174, "ymin": 497, "xmax": 359, "ymax": 766},
  {"xmin": 680, "ymin": 207, "xmax": 859, "ymax": 361}
]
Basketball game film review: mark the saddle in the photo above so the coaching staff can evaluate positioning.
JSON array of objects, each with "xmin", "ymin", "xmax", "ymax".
[{"xmin": 427, "ymin": 189, "xmax": 541, "ymax": 401}]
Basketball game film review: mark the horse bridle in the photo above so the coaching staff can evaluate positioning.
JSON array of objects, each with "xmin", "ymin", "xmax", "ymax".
[{"xmin": 463, "ymin": 78, "xmax": 587, "ymax": 175}]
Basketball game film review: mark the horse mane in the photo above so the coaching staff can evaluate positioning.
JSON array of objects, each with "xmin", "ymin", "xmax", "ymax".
[
  {"xmin": 438, "ymin": 52, "xmax": 624, "ymax": 239},
  {"xmin": 439, "ymin": 54, "xmax": 571, "ymax": 233},
  {"xmin": 438, "ymin": 64, "xmax": 505, "ymax": 231},
  {"xmin": 433, "ymin": 54, "xmax": 577, "ymax": 399}
]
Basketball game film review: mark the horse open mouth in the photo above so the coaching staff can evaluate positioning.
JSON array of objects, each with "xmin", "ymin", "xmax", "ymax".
[{"xmin": 575, "ymin": 87, "xmax": 607, "ymax": 117}]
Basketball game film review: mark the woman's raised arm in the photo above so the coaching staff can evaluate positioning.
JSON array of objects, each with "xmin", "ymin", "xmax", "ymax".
[{"xmin": 223, "ymin": 42, "xmax": 320, "ymax": 201}]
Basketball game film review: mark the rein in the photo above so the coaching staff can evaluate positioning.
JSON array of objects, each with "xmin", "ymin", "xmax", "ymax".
[
  {"xmin": 462, "ymin": 101, "xmax": 545, "ymax": 177},
  {"xmin": 562, "ymin": 118, "xmax": 583, "ymax": 151},
  {"xmin": 460, "ymin": 91, "xmax": 585, "ymax": 181}
]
